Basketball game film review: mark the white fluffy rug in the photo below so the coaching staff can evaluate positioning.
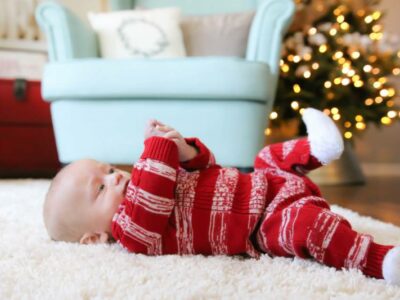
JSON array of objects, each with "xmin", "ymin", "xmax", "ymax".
[{"xmin": 1, "ymin": 180, "xmax": 400, "ymax": 299}]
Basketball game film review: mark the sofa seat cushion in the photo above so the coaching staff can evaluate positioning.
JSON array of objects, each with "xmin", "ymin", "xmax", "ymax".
[{"xmin": 42, "ymin": 57, "xmax": 271, "ymax": 102}]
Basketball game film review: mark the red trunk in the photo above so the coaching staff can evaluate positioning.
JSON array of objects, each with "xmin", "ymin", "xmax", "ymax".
[{"xmin": 0, "ymin": 79, "xmax": 60, "ymax": 177}]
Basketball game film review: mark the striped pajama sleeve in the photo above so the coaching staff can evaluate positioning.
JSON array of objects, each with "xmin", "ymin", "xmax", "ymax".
[{"xmin": 113, "ymin": 136, "xmax": 179, "ymax": 255}]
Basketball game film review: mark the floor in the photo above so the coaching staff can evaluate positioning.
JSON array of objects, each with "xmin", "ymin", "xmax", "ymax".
[{"xmin": 320, "ymin": 175, "xmax": 400, "ymax": 226}]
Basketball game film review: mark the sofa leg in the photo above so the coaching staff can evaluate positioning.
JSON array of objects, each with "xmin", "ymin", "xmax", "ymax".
[{"xmin": 237, "ymin": 167, "xmax": 254, "ymax": 173}]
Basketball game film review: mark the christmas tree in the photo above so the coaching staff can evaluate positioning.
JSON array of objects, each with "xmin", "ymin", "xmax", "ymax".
[{"xmin": 271, "ymin": 0, "xmax": 400, "ymax": 140}]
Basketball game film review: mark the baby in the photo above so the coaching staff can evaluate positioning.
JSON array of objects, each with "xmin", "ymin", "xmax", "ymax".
[{"xmin": 43, "ymin": 108, "xmax": 400, "ymax": 285}]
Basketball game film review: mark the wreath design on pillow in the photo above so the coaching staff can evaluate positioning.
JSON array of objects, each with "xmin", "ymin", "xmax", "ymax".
[{"xmin": 117, "ymin": 18, "xmax": 169, "ymax": 57}]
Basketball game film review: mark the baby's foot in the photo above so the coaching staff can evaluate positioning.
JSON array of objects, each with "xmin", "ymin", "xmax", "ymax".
[
  {"xmin": 383, "ymin": 246, "xmax": 400, "ymax": 285},
  {"xmin": 302, "ymin": 108, "xmax": 344, "ymax": 165}
]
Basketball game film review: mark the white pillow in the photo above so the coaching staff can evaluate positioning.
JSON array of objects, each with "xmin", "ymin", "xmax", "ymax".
[{"xmin": 88, "ymin": 8, "xmax": 186, "ymax": 59}]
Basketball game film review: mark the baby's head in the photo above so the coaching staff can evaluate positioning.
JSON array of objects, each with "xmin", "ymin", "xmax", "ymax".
[{"xmin": 43, "ymin": 159, "xmax": 130, "ymax": 244}]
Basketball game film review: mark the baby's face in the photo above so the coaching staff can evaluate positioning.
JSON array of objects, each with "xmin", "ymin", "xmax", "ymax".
[{"xmin": 62, "ymin": 159, "xmax": 131, "ymax": 236}]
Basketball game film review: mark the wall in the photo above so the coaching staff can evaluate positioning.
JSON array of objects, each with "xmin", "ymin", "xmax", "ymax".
[{"xmin": 59, "ymin": 0, "xmax": 105, "ymax": 21}]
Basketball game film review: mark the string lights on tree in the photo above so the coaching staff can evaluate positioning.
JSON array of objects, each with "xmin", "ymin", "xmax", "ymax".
[{"xmin": 270, "ymin": 0, "xmax": 400, "ymax": 140}]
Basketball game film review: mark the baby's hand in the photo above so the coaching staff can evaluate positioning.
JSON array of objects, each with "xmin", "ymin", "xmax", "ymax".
[
  {"xmin": 153, "ymin": 123, "xmax": 198, "ymax": 162},
  {"xmin": 144, "ymin": 119, "xmax": 165, "ymax": 139}
]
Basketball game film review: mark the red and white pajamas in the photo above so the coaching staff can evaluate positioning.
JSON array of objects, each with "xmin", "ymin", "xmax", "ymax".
[
  {"xmin": 253, "ymin": 138, "xmax": 393, "ymax": 279},
  {"xmin": 112, "ymin": 136, "xmax": 393, "ymax": 280}
]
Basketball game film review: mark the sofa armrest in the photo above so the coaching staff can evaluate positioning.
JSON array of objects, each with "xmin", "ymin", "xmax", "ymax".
[
  {"xmin": 246, "ymin": 0, "xmax": 295, "ymax": 97},
  {"xmin": 35, "ymin": 2, "xmax": 98, "ymax": 61}
]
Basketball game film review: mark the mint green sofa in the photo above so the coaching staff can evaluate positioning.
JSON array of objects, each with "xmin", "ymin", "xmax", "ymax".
[{"xmin": 36, "ymin": 0, "xmax": 294, "ymax": 168}]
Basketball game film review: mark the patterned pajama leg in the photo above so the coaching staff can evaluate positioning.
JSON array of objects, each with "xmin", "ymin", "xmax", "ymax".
[
  {"xmin": 254, "ymin": 137, "xmax": 322, "ymax": 174},
  {"xmin": 254, "ymin": 138, "xmax": 394, "ymax": 279},
  {"xmin": 257, "ymin": 199, "xmax": 393, "ymax": 279}
]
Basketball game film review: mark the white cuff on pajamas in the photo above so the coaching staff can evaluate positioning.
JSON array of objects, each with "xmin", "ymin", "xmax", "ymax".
[{"xmin": 302, "ymin": 108, "xmax": 344, "ymax": 165}]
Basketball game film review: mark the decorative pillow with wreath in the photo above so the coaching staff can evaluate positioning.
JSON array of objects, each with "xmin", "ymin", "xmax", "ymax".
[{"xmin": 88, "ymin": 8, "xmax": 186, "ymax": 59}]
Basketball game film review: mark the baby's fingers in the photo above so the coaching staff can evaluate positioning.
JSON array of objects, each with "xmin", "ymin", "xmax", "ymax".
[
  {"xmin": 156, "ymin": 125, "xmax": 173, "ymax": 132},
  {"xmin": 163, "ymin": 130, "xmax": 182, "ymax": 140},
  {"xmin": 146, "ymin": 119, "xmax": 158, "ymax": 127},
  {"xmin": 146, "ymin": 119, "xmax": 166, "ymax": 129},
  {"xmin": 154, "ymin": 120, "xmax": 165, "ymax": 126}
]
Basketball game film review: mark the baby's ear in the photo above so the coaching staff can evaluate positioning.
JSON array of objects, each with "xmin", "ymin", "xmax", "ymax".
[{"xmin": 79, "ymin": 232, "xmax": 109, "ymax": 244}]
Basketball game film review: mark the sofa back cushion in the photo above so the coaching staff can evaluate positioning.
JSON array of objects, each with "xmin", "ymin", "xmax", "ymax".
[{"xmin": 181, "ymin": 11, "xmax": 254, "ymax": 57}]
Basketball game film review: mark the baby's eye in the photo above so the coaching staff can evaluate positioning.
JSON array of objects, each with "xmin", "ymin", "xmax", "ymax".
[
  {"xmin": 99, "ymin": 184, "xmax": 105, "ymax": 192},
  {"xmin": 109, "ymin": 168, "xmax": 115, "ymax": 174}
]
